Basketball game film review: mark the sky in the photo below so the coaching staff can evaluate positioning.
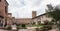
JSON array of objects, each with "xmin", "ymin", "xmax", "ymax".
[{"xmin": 6, "ymin": 0, "xmax": 60, "ymax": 18}]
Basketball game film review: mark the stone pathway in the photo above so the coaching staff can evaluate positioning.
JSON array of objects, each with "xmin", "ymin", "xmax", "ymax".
[
  {"xmin": 18, "ymin": 29, "xmax": 36, "ymax": 31},
  {"xmin": 0, "ymin": 29, "xmax": 13, "ymax": 31},
  {"xmin": 48, "ymin": 28, "xmax": 59, "ymax": 31},
  {"xmin": 0, "ymin": 29, "xmax": 8, "ymax": 31}
]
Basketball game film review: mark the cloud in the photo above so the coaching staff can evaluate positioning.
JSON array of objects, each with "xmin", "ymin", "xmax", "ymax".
[
  {"xmin": 6, "ymin": 0, "xmax": 60, "ymax": 18},
  {"xmin": 37, "ymin": 0, "xmax": 60, "ymax": 15},
  {"xmin": 7, "ymin": 0, "xmax": 42, "ymax": 18}
]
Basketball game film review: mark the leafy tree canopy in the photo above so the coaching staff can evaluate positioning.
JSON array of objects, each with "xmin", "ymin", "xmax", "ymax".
[{"xmin": 46, "ymin": 4, "xmax": 60, "ymax": 21}]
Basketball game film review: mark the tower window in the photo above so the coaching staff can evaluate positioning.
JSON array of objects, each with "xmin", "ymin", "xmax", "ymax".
[
  {"xmin": 5, "ymin": 6, "xmax": 7, "ymax": 13},
  {"xmin": 0, "ymin": 0, "xmax": 1, "ymax": 2}
]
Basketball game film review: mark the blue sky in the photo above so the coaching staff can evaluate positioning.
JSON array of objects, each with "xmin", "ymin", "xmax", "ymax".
[{"xmin": 6, "ymin": 0, "xmax": 60, "ymax": 18}]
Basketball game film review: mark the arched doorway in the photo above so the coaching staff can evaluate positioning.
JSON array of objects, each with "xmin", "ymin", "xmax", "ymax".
[{"xmin": 0, "ymin": 16, "xmax": 4, "ymax": 28}]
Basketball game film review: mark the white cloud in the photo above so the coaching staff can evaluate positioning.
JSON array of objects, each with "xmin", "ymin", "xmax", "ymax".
[
  {"xmin": 37, "ymin": 0, "xmax": 60, "ymax": 15},
  {"xmin": 7, "ymin": 0, "xmax": 42, "ymax": 18},
  {"xmin": 6, "ymin": 0, "xmax": 60, "ymax": 18}
]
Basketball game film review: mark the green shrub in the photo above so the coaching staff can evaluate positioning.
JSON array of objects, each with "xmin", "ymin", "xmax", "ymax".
[
  {"xmin": 5, "ymin": 26, "xmax": 12, "ymax": 30},
  {"xmin": 21, "ymin": 24, "xmax": 27, "ymax": 29},
  {"xmin": 32, "ymin": 22, "xmax": 35, "ymax": 25}
]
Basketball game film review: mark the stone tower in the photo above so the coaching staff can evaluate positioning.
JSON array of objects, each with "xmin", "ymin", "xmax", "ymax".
[
  {"xmin": 32, "ymin": 11, "xmax": 36, "ymax": 18},
  {"xmin": 0, "ymin": 0, "xmax": 8, "ymax": 27}
]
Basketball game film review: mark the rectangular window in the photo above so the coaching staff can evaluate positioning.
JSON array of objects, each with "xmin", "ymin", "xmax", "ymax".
[
  {"xmin": 5, "ymin": 6, "xmax": 7, "ymax": 13},
  {"xmin": 0, "ymin": 0, "xmax": 1, "ymax": 2}
]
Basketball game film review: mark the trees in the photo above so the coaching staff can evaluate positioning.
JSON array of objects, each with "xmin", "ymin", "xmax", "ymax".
[
  {"xmin": 46, "ymin": 4, "xmax": 60, "ymax": 23},
  {"xmin": 46, "ymin": 4, "xmax": 60, "ymax": 31}
]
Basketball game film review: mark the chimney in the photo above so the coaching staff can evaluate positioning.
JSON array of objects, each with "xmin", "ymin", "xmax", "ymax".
[
  {"xmin": 32, "ymin": 11, "xmax": 36, "ymax": 18},
  {"xmin": 8, "ymin": 13, "xmax": 12, "ymax": 17}
]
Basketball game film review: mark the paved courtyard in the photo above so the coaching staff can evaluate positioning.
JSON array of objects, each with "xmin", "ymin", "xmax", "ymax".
[{"xmin": 0, "ymin": 29, "xmax": 13, "ymax": 31}]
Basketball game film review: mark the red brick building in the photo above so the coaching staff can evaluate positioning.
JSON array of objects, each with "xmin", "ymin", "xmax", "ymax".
[
  {"xmin": 0, "ymin": 0, "xmax": 52, "ymax": 26},
  {"xmin": 0, "ymin": 0, "xmax": 8, "ymax": 27},
  {"xmin": 15, "ymin": 11, "xmax": 36, "ymax": 24}
]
